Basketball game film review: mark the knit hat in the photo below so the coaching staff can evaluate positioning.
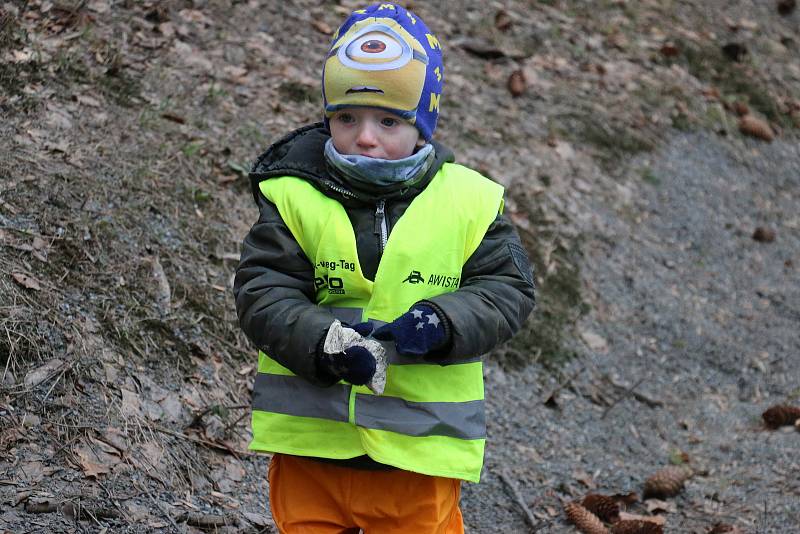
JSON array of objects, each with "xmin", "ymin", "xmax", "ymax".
[{"xmin": 322, "ymin": 3, "xmax": 444, "ymax": 141}]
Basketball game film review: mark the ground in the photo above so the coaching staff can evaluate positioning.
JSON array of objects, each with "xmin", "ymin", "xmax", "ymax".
[{"xmin": 1, "ymin": 0, "xmax": 799, "ymax": 533}]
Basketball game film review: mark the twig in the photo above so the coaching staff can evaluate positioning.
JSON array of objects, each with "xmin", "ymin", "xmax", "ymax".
[
  {"xmin": 601, "ymin": 376, "xmax": 648, "ymax": 419},
  {"xmin": 498, "ymin": 467, "xmax": 540, "ymax": 532},
  {"xmin": 134, "ymin": 480, "xmax": 183, "ymax": 533},
  {"xmin": 602, "ymin": 375, "xmax": 663, "ymax": 417},
  {"xmin": 97, "ymin": 480, "xmax": 133, "ymax": 523},
  {"xmin": 149, "ymin": 423, "xmax": 248, "ymax": 457},
  {"xmin": 199, "ymin": 324, "xmax": 252, "ymax": 359},
  {"xmin": 25, "ymin": 500, "xmax": 121, "ymax": 521},
  {"xmin": 176, "ymin": 512, "xmax": 236, "ymax": 528},
  {"xmin": 542, "ymin": 364, "xmax": 585, "ymax": 407}
]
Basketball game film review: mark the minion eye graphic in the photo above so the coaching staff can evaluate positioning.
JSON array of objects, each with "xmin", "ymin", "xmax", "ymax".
[
  {"xmin": 338, "ymin": 25, "xmax": 425, "ymax": 72},
  {"xmin": 346, "ymin": 32, "xmax": 402, "ymax": 63},
  {"xmin": 361, "ymin": 39, "xmax": 386, "ymax": 53}
]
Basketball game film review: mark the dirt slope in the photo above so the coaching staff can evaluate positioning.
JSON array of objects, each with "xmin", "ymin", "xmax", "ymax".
[{"xmin": 1, "ymin": 0, "xmax": 799, "ymax": 532}]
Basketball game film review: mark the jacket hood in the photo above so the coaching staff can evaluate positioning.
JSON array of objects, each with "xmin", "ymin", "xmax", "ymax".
[{"xmin": 249, "ymin": 123, "xmax": 455, "ymax": 205}]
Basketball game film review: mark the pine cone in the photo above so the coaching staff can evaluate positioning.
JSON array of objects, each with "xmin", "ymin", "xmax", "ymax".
[
  {"xmin": 642, "ymin": 465, "xmax": 692, "ymax": 499},
  {"xmin": 762, "ymin": 404, "xmax": 800, "ymax": 428},
  {"xmin": 738, "ymin": 114, "xmax": 775, "ymax": 141},
  {"xmin": 611, "ymin": 520, "xmax": 664, "ymax": 534},
  {"xmin": 582, "ymin": 494, "xmax": 621, "ymax": 523},
  {"xmin": 564, "ymin": 502, "xmax": 610, "ymax": 534}
]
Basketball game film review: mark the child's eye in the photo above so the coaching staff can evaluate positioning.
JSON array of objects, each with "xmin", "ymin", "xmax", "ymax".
[
  {"xmin": 381, "ymin": 117, "xmax": 397, "ymax": 127},
  {"xmin": 337, "ymin": 113, "xmax": 355, "ymax": 124}
]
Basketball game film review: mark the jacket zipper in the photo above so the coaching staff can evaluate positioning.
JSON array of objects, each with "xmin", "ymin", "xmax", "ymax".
[
  {"xmin": 325, "ymin": 181, "xmax": 356, "ymax": 198},
  {"xmin": 375, "ymin": 200, "xmax": 388, "ymax": 253}
]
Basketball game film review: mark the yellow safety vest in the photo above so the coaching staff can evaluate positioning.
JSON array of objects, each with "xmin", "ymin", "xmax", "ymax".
[{"xmin": 250, "ymin": 162, "xmax": 504, "ymax": 482}]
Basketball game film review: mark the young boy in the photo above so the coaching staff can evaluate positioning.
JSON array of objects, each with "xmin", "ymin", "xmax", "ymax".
[{"xmin": 234, "ymin": 4, "xmax": 535, "ymax": 532}]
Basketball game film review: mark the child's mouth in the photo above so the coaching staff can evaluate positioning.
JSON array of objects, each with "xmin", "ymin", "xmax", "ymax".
[{"xmin": 346, "ymin": 86, "xmax": 384, "ymax": 94}]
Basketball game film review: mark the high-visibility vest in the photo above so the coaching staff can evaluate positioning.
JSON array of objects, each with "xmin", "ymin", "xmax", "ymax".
[{"xmin": 250, "ymin": 162, "xmax": 504, "ymax": 482}]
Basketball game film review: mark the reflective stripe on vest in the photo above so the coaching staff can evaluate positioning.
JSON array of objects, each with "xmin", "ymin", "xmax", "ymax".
[
  {"xmin": 249, "ymin": 162, "xmax": 504, "ymax": 482},
  {"xmin": 253, "ymin": 373, "xmax": 485, "ymax": 439}
]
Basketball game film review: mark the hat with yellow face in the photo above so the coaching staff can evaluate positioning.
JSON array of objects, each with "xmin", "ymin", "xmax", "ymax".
[{"xmin": 322, "ymin": 3, "xmax": 444, "ymax": 141}]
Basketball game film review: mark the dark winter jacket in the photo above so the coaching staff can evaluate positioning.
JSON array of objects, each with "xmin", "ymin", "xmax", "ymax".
[{"xmin": 234, "ymin": 124, "xmax": 536, "ymax": 388}]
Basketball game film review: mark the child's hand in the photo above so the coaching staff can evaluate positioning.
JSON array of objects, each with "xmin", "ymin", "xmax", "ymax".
[
  {"xmin": 372, "ymin": 304, "xmax": 448, "ymax": 357},
  {"xmin": 318, "ymin": 320, "xmax": 387, "ymax": 393},
  {"xmin": 317, "ymin": 345, "xmax": 377, "ymax": 386}
]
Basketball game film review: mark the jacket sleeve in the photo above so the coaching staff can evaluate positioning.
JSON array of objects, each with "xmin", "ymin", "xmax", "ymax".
[
  {"xmin": 233, "ymin": 197, "xmax": 337, "ymax": 386},
  {"xmin": 424, "ymin": 213, "xmax": 536, "ymax": 358}
]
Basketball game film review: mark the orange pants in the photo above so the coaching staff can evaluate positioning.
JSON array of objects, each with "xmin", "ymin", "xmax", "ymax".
[{"xmin": 268, "ymin": 453, "xmax": 464, "ymax": 534}]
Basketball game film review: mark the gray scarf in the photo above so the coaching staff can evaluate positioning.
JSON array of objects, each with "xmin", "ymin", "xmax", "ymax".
[{"xmin": 324, "ymin": 139, "xmax": 435, "ymax": 188}]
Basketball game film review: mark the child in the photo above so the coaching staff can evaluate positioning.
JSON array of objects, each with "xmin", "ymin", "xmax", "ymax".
[{"xmin": 234, "ymin": 4, "xmax": 535, "ymax": 532}]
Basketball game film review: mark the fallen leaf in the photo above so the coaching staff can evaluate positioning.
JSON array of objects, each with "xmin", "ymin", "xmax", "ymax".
[
  {"xmin": 507, "ymin": 69, "xmax": 526, "ymax": 97},
  {"xmin": 178, "ymin": 9, "xmax": 213, "ymax": 26},
  {"xmin": 159, "ymin": 393, "xmax": 184, "ymax": 423},
  {"xmin": 8, "ymin": 49, "xmax": 34, "ymax": 63},
  {"xmin": 572, "ymin": 468, "xmax": 597, "ymax": 489},
  {"xmin": 722, "ymin": 42, "xmax": 747, "ymax": 62},
  {"xmin": 731, "ymin": 101, "xmax": 749, "ymax": 116},
  {"xmin": 243, "ymin": 511, "xmax": 273, "ymax": 528},
  {"xmin": 120, "ymin": 388, "xmax": 143, "ymax": 417},
  {"xmin": 160, "ymin": 112, "xmax": 186, "ymax": 124},
  {"xmin": 660, "ymin": 42, "xmax": 680, "ymax": 57},
  {"xmin": 101, "ymin": 427, "xmax": 129, "ymax": 453},
  {"xmin": 456, "ymin": 38, "xmax": 510, "ymax": 60},
  {"xmin": 618, "ymin": 511, "xmax": 666, "ymax": 525},
  {"xmin": 737, "ymin": 18, "xmax": 758, "ymax": 31},
  {"xmin": 552, "ymin": 140, "xmax": 576, "ymax": 160},
  {"xmin": 12, "ymin": 272, "xmax": 42, "ymax": 291},
  {"xmin": 18, "ymin": 461, "xmax": 46, "ymax": 483},
  {"xmin": 752, "ymin": 227, "xmax": 776, "ymax": 242},
  {"xmin": 74, "ymin": 441, "xmax": 117, "ymax": 477},
  {"xmin": 778, "ymin": 0, "xmax": 797, "ymax": 16},
  {"xmin": 75, "ymin": 94, "xmax": 101, "ymax": 107},
  {"xmin": 89, "ymin": 436, "xmax": 122, "ymax": 457},
  {"xmin": 47, "ymin": 139, "xmax": 70, "ymax": 153},
  {"xmin": 311, "ymin": 20, "xmax": 332, "ymax": 35},
  {"xmin": 23, "ymin": 358, "xmax": 65, "ymax": 388},
  {"xmin": 148, "ymin": 256, "xmax": 171, "ymax": 316},
  {"xmin": 645, "ymin": 498, "xmax": 677, "ymax": 514},
  {"xmin": 87, "ymin": 0, "xmax": 109, "ymax": 13},
  {"xmin": 495, "ymin": 9, "xmax": 512, "ymax": 31},
  {"xmin": 225, "ymin": 460, "xmax": 245, "ymax": 482},
  {"xmin": 45, "ymin": 102, "xmax": 73, "ymax": 129},
  {"xmin": 581, "ymin": 330, "xmax": 608, "ymax": 353},
  {"xmin": 172, "ymin": 40, "xmax": 214, "ymax": 72},
  {"xmin": 157, "ymin": 21, "xmax": 175, "ymax": 38},
  {"xmin": 708, "ymin": 523, "xmax": 744, "ymax": 534}
]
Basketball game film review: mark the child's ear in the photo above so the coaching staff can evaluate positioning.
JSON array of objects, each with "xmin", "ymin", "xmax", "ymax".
[{"xmin": 416, "ymin": 137, "xmax": 426, "ymax": 147}]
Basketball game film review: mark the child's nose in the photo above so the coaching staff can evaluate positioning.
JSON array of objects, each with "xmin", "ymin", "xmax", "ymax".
[{"xmin": 356, "ymin": 124, "xmax": 378, "ymax": 147}]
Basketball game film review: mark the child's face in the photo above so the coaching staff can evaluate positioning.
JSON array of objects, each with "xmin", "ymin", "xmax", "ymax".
[{"xmin": 329, "ymin": 107, "xmax": 422, "ymax": 160}]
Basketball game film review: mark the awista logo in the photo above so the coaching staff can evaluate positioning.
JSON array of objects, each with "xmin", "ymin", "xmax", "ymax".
[
  {"xmin": 402, "ymin": 271, "xmax": 460, "ymax": 288},
  {"xmin": 402, "ymin": 270, "xmax": 425, "ymax": 284}
]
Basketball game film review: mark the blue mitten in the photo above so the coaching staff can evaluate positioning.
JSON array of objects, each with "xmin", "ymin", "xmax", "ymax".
[
  {"xmin": 317, "ymin": 345, "xmax": 376, "ymax": 386},
  {"xmin": 372, "ymin": 304, "xmax": 449, "ymax": 357}
]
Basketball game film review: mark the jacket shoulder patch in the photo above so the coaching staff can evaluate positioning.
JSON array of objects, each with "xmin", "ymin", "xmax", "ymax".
[{"xmin": 508, "ymin": 243, "xmax": 535, "ymax": 287}]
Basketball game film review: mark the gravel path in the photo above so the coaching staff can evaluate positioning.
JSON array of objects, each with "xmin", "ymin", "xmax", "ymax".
[{"xmin": 463, "ymin": 132, "xmax": 800, "ymax": 533}]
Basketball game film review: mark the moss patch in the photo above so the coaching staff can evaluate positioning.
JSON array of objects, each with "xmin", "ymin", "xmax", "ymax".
[
  {"xmin": 551, "ymin": 113, "xmax": 656, "ymax": 170},
  {"xmin": 666, "ymin": 40, "xmax": 795, "ymax": 130},
  {"xmin": 497, "ymin": 199, "xmax": 589, "ymax": 370}
]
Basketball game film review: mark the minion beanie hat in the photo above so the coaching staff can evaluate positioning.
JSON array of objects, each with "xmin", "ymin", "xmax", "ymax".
[{"xmin": 322, "ymin": 3, "xmax": 444, "ymax": 142}]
